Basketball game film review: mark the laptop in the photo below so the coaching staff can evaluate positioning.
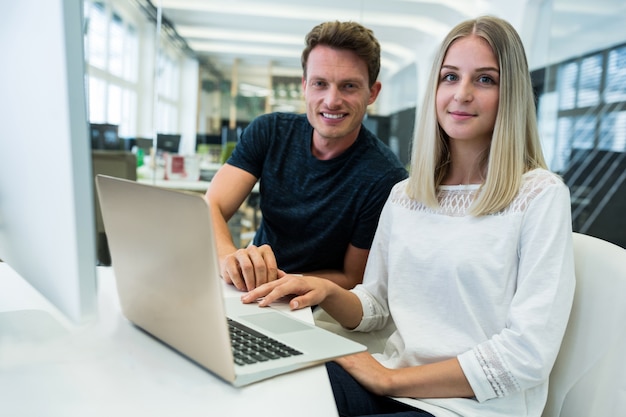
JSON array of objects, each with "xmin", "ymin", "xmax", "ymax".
[{"xmin": 95, "ymin": 174, "xmax": 365, "ymax": 387}]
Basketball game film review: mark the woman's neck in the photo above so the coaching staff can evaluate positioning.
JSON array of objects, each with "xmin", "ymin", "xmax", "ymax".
[{"xmin": 443, "ymin": 142, "xmax": 488, "ymax": 185}]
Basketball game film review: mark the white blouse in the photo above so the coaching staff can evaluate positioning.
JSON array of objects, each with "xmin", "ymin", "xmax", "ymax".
[{"xmin": 352, "ymin": 169, "xmax": 576, "ymax": 417}]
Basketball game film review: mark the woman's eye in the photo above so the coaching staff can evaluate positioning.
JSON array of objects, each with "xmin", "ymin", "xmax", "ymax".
[{"xmin": 478, "ymin": 75, "xmax": 496, "ymax": 84}]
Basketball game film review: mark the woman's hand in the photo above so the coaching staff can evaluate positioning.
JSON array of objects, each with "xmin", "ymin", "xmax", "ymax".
[
  {"xmin": 241, "ymin": 274, "xmax": 331, "ymax": 310},
  {"xmin": 337, "ymin": 354, "xmax": 476, "ymax": 399},
  {"xmin": 335, "ymin": 352, "xmax": 394, "ymax": 396}
]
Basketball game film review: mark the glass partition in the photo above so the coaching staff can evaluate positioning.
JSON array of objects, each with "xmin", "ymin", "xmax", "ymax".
[{"xmin": 536, "ymin": 0, "xmax": 626, "ymax": 248}]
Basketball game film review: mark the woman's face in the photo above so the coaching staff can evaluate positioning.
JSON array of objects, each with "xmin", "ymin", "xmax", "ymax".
[{"xmin": 436, "ymin": 35, "xmax": 500, "ymax": 147}]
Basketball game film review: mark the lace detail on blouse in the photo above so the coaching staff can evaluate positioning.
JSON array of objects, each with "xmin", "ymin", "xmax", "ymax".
[
  {"xmin": 390, "ymin": 169, "xmax": 561, "ymax": 217},
  {"xmin": 475, "ymin": 341, "xmax": 521, "ymax": 397}
]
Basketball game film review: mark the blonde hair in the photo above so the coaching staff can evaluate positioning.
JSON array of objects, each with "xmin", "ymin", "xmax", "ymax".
[{"xmin": 406, "ymin": 15, "xmax": 547, "ymax": 216}]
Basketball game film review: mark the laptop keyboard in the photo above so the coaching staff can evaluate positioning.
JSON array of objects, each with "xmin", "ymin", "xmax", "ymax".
[{"xmin": 228, "ymin": 318, "xmax": 303, "ymax": 366}]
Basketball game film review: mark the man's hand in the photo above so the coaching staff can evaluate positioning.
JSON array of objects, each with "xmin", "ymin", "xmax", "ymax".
[{"xmin": 220, "ymin": 244, "xmax": 279, "ymax": 291}]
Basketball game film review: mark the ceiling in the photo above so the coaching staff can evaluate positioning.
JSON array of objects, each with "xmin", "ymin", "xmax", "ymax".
[{"xmin": 154, "ymin": 0, "xmax": 626, "ymax": 89}]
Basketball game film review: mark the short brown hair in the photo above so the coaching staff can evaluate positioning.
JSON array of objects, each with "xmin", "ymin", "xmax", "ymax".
[{"xmin": 301, "ymin": 21, "xmax": 381, "ymax": 87}]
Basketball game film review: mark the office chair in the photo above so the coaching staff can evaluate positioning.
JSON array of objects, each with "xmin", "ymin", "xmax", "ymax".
[
  {"xmin": 91, "ymin": 150, "xmax": 137, "ymax": 265},
  {"xmin": 542, "ymin": 232, "xmax": 626, "ymax": 417}
]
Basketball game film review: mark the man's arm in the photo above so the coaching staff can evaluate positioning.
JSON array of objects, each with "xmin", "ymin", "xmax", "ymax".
[
  {"xmin": 303, "ymin": 244, "xmax": 368, "ymax": 289},
  {"xmin": 206, "ymin": 164, "xmax": 279, "ymax": 290}
]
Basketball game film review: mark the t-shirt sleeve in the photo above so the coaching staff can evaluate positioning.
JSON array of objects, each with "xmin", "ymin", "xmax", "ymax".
[
  {"xmin": 226, "ymin": 116, "xmax": 270, "ymax": 178},
  {"xmin": 351, "ymin": 167, "xmax": 408, "ymax": 249}
]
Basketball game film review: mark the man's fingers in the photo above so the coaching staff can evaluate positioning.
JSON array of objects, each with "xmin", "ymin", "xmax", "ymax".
[
  {"xmin": 221, "ymin": 252, "xmax": 248, "ymax": 291},
  {"xmin": 258, "ymin": 245, "xmax": 279, "ymax": 282},
  {"xmin": 222, "ymin": 245, "xmax": 279, "ymax": 291}
]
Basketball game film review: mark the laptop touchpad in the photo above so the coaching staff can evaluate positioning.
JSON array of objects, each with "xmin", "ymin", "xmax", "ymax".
[{"xmin": 241, "ymin": 312, "xmax": 312, "ymax": 334}]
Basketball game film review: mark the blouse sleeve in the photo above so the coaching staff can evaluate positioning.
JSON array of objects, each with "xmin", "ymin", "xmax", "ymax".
[
  {"xmin": 350, "ymin": 191, "xmax": 396, "ymax": 332},
  {"xmin": 458, "ymin": 179, "xmax": 576, "ymax": 402}
]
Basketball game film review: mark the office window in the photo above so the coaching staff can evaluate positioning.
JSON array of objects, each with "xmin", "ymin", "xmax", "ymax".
[
  {"xmin": 107, "ymin": 84, "xmax": 122, "ymax": 125},
  {"xmin": 600, "ymin": 111, "xmax": 626, "ymax": 151},
  {"xmin": 557, "ymin": 62, "xmax": 579, "ymax": 110},
  {"xmin": 577, "ymin": 54, "xmax": 602, "ymax": 108},
  {"xmin": 108, "ymin": 13, "xmax": 125, "ymax": 78},
  {"xmin": 537, "ymin": 91, "xmax": 559, "ymax": 171},
  {"xmin": 156, "ymin": 50, "xmax": 180, "ymax": 133},
  {"xmin": 604, "ymin": 46, "xmax": 626, "ymax": 103},
  {"xmin": 553, "ymin": 117, "xmax": 574, "ymax": 173},
  {"xmin": 572, "ymin": 115, "xmax": 596, "ymax": 149},
  {"xmin": 157, "ymin": 101, "xmax": 178, "ymax": 133},
  {"xmin": 84, "ymin": 0, "xmax": 139, "ymax": 138},
  {"xmin": 108, "ymin": 13, "xmax": 138, "ymax": 82},
  {"xmin": 85, "ymin": 2, "xmax": 107, "ymax": 70},
  {"xmin": 157, "ymin": 52, "xmax": 180, "ymax": 101},
  {"xmin": 88, "ymin": 76, "xmax": 106, "ymax": 123}
]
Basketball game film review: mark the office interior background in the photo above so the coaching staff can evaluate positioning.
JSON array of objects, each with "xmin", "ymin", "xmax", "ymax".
[{"xmin": 87, "ymin": 0, "xmax": 624, "ymax": 248}]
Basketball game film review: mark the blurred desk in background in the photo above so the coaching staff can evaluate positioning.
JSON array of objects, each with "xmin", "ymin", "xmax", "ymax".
[{"xmin": 137, "ymin": 178, "xmax": 211, "ymax": 193}]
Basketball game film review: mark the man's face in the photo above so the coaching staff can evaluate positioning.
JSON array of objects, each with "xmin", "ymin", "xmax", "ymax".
[{"xmin": 302, "ymin": 45, "xmax": 381, "ymax": 145}]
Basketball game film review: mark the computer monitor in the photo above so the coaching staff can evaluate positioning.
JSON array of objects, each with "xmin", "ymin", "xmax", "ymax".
[
  {"xmin": 90, "ymin": 123, "xmax": 120, "ymax": 150},
  {"xmin": 0, "ymin": 0, "xmax": 97, "ymax": 323},
  {"xmin": 156, "ymin": 133, "xmax": 181, "ymax": 154},
  {"xmin": 134, "ymin": 137, "xmax": 155, "ymax": 153}
]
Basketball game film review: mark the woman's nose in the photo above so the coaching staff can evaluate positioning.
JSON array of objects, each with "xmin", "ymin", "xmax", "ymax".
[{"xmin": 454, "ymin": 80, "xmax": 473, "ymax": 102}]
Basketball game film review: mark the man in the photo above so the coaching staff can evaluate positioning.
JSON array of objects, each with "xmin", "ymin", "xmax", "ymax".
[{"xmin": 206, "ymin": 21, "xmax": 407, "ymax": 292}]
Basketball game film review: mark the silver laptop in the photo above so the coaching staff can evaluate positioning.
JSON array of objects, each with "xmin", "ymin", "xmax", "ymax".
[{"xmin": 95, "ymin": 174, "xmax": 365, "ymax": 387}]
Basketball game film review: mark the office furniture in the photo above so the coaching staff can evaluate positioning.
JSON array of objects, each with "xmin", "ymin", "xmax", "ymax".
[
  {"xmin": 542, "ymin": 232, "xmax": 626, "ymax": 417},
  {"xmin": 137, "ymin": 177, "xmax": 211, "ymax": 193},
  {"xmin": 92, "ymin": 150, "xmax": 137, "ymax": 265},
  {"xmin": 0, "ymin": 263, "xmax": 340, "ymax": 416}
]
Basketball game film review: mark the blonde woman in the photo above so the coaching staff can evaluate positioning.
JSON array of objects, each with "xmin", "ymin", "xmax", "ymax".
[{"xmin": 244, "ymin": 16, "xmax": 575, "ymax": 417}]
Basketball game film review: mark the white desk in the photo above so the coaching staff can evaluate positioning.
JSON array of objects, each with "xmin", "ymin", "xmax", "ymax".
[
  {"xmin": 137, "ymin": 178, "xmax": 260, "ymax": 194},
  {"xmin": 0, "ymin": 263, "xmax": 339, "ymax": 416}
]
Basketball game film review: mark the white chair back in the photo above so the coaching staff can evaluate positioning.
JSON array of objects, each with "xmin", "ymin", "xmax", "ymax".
[{"xmin": 542, "ymin": 232, "xmax": 626, "ymax": 417}]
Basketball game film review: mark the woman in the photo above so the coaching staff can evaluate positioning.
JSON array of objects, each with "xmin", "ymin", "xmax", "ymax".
[{"xmin": 243, "ymin": 16, "xmax": 575, "ymax": 417}]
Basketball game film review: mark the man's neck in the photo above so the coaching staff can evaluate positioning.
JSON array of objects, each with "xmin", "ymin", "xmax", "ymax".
[{"xmin": 311, "ymin": 130, "xmax": 359, "ymax": 160}]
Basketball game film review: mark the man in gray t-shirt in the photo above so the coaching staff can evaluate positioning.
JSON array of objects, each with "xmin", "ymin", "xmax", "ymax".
[{"xmin": 205, "ymin": 21, "xmax": 407, "ymax": 292}]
